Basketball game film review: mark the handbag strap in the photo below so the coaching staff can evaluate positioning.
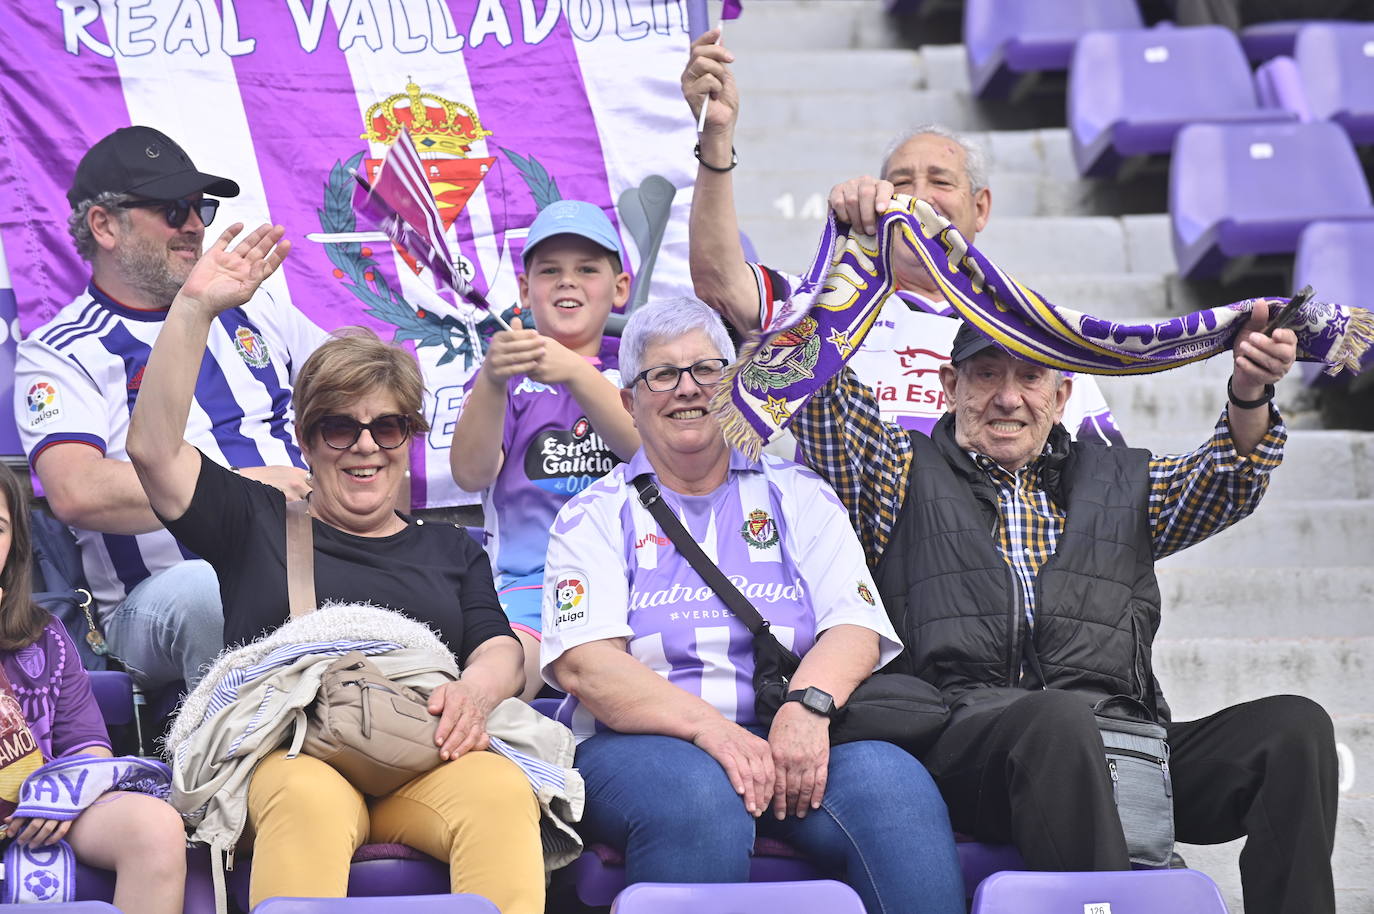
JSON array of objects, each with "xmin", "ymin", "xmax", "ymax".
[
  {"xmin": 630, "ymin": 474, "xmax": 771, "ymax": 637},
  {"xmin": 285, "ymin": 499, "xmax": 317, "ymax": 618}
]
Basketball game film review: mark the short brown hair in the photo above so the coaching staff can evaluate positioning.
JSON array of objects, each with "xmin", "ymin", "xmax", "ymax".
[
  {"xmin": 294, "ymin": 328, "xmax": 431, "ymax": 448},
  {"xmin": 0, "ymin": 464, "xmax": 49, "ymax": 651}
]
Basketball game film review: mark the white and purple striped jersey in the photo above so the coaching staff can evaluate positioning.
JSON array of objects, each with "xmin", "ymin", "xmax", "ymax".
[
  {"xmin": 540, "ymin": 448, "xmax": 902, "ymax": 742},
  {"xmin": 15, "ymin": 283, "xmax": 327, "ymax": 619}
]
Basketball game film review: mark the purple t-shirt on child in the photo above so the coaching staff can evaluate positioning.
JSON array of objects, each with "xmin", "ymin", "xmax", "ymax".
[
  {"xmin": 0, "ymin": 620, "xmax": 109, "ymax": 761},
  {"xmin": 466, "ymin": 336, "xmax": 623, "ymax": 584}
]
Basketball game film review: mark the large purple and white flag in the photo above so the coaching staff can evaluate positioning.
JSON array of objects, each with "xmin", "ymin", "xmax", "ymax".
[{"xmin": 0, "ymin": 0, "xmax": 701, "ymax": 508}]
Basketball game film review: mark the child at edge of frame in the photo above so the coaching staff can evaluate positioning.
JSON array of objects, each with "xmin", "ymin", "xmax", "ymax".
[{"xmin": 0, "ymin": 462, "xmax": 186, "ymax": 913}]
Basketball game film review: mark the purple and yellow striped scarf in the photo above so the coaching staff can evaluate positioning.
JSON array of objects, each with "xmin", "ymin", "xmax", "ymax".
[{"xmin": 714, "ymin": 195, "xmax": 1372, "ymax": 458}]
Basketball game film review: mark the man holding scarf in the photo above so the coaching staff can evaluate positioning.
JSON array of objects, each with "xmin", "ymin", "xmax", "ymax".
[{"xmin": 682, "ymin": 30, "xmax": 1338, "ymax": 914}]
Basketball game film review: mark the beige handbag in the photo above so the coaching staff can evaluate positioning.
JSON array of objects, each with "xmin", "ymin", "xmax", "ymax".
[{"xmin": 286, "ymin": 501, "xmax": 447, "ymax": 796}]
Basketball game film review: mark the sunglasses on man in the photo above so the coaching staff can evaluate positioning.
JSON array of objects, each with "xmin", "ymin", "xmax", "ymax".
[
  {"xmin": 316, "ymin": 414, "xmax": 412, "ymax": 450},
  {"xmin": 117, "ymin": 197, "xmax": 220, "ymax": 229}
]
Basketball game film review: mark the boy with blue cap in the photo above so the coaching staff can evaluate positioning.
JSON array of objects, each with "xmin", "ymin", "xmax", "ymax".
[{"xmin": 451, "ymin": 200, "xmax": 639, "ymax": 699}]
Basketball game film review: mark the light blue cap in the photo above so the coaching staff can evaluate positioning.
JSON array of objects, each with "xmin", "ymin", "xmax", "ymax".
[{"xmin": 523, "ymin": 199, "xmax": 624, "ymax": 264}]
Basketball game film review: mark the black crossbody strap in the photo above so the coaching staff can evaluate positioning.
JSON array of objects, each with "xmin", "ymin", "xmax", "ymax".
[{"xmin": 631, "ymin": 474, "xmax": 771, "ymax": 636}]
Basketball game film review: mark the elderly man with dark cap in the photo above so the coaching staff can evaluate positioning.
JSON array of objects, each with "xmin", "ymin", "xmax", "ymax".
[
  {"xmin": 682, "ymin": 28, "xmax": 1339, "ymax": 914},
  {"xmin": 14, "ymin": 126, "xmax": 325, "ymax": 690}
]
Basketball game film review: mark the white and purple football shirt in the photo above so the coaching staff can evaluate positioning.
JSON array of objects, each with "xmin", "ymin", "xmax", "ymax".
[
  {"xmin": 540, "ymin": 448, "xmax": 901, "ymax": 742},
  {"xmin": 469, "ymin": 336, "xmax": 623, "ymax": 584},
  {"xmin": 15, "ymin": 283, "xmax": 325, "ymax": 618}
]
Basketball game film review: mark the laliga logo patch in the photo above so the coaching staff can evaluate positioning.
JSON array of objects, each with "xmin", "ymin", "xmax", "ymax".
[
  {"xmin": 740, "ymin": 508, "xmax": 779, "ymax": 550},
  {"xmin": 857, "ymin": 583, "xmax": 875, "ymax": 605},
  {"xmin": 234, "ymin": 326, "xmax": 271, "ymax": 369},
  {"xmin": 553, "ymin": 574, "xmax": 588, "ymax": 629},
  {"xmin": 25, "ymin": 380, "xmax": 61, "ymax": 428}
]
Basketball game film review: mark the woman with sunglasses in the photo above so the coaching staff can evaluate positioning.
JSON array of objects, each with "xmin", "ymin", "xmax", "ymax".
[{"xmin": 126, "ymin": 224, "xmax": 546, "ymax": 913}]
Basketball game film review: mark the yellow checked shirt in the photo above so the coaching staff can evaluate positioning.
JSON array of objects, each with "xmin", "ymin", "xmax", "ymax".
[{"xmin": 793, "ymin": 370, "xmax": 1286, "ymax": 627}]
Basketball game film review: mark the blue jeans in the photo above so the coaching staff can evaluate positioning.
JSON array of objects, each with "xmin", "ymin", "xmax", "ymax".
[
  {"xmin": 575, "ymin": 731, "xmax": 965, "ymax": 914},
  {"xmin": 102, "ymin": 559, "xmax": 223, "ymax": 690}
]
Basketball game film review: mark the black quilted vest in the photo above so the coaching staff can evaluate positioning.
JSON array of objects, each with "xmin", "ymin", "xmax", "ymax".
[{"xmin": 873, "ymin": 414, "xmax": 1170, "ymax": 720}]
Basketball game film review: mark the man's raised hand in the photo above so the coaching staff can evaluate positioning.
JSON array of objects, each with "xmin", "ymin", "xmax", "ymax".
[
  {"xmin": 177, "ymin": 223, "xmax": 290, "ymax": 316},
  {"xmin": 682, "ymin": 28, "xmax": 739, "ymax": 136}
]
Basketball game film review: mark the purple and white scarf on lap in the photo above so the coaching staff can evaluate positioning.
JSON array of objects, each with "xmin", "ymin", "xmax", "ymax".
[
  {"xmin": 2, "ymin": 756, "xmax": 172, "ymax": 904},
  {"xmin": 714, "ymin": 195, "xmax": 1372, "ymax": 458}
]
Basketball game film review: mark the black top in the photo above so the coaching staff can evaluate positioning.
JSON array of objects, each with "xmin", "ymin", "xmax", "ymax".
[{"xmin": 163, "ymin": 452, "xmax": 514, "ymax": 662}]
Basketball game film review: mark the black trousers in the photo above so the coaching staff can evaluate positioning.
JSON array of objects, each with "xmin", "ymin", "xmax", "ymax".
[{"xmin": 921, "ymin": 690, "xmax": 1337, "ymax": 914}]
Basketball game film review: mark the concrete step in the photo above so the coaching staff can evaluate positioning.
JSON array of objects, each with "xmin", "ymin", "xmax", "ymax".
[
  {"xmin": 732, "ymin": 49, "xmax": 927, "ymax": 93},
  {"xmin": 1154, "ymin": 637, "xmax": 1373, "ymax": 718},
  {"xmin": 1096, "ymin": 359, "xmax": 1312, "ymax": 442},
  {"xmin": 723, "ymin": 0, "xmax": 905, "ymax": 51},
  {"xmin": 1155, "ymin": 566, "xmax": 1374, "ymax": 639},
  {"xmin": 740, "ymin": 213, "xmax": 1144, "ymax": 277},
  {"xmin": 1154, "ymin": 498, "xmax": 1372, "ymax": 568},
  {"xmin": 1179, "ymin": 793, "xmax": 1372, "ymax": 914},
  {"xmin": 1138, "ymin": 431, "xmax": 1374, "ymax": 501},
  {"xmin": 732, "ymin": 126, "xmax": 1081, "ymax": 182},
  {"xmin": 1017, "ymin": 273, "xmax": 1172, "ymax": 320},
  {"xmin": 732, "ymin": 169, "xmax": 1169, "ymax": 221},
  {"xmin": 744, "ymin": 87, "xmax": 1014, "ymax": 133}
]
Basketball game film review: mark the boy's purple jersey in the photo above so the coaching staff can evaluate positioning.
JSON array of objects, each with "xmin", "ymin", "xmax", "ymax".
[
  {"xmin": 466, "ymin": 336, "xmax": 623, "ymax": 583},
  {"xmin": 540, "ymin": 449, "xmax": 901, "ymax": 742}
]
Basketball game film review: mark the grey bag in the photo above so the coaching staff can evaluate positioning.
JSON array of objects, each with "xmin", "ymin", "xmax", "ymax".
[{"xmin": 1095, "ymin": 698, "xmax": 1174, "ymax": 868}]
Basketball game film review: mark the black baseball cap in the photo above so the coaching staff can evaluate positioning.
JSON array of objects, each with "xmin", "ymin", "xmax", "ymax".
[
  {"xmin": 67, "ymin": 126, "xmax": 240, "ymax": 207},
  {"xmin": 950, "ymin": 321, "xmax": 999, "ymax": 364}
]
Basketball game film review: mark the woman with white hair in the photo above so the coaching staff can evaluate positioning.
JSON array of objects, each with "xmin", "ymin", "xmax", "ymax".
[{"xmin": 540, "ymin": 297, "xmax": 963, "ymax": 913}]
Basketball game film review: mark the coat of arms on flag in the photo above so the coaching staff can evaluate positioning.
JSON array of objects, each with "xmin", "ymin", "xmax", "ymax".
[{"xmin": 315, "ymin": 80, "xmax": 566, "ymax": 369}]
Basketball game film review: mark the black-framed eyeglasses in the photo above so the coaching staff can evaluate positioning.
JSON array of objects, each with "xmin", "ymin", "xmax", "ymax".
[
  {"xmin": 632, "ymin": 358, "xmax": 730, "ymax": 393},
  {"xmin": 316, "ymin": 414, "xmax": 412, "ymax": 450},
  {"xmin": 117, "ymin": 197, "xmax": 219, "ymax": 229}
]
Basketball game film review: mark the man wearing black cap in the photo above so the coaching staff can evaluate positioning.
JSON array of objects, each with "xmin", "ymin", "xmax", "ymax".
[{"xmin": 14, "ymin": 126, "xmax": 325, "ymax": 691}]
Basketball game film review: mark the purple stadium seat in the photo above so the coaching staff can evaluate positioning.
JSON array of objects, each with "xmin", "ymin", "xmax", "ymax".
[
  {"xmin": 1069, "ymin": 26, "xmax": 1295, "ymax": 178},
  {"xmin": 560, "ymin": 838, "xmax": 823, "ymax": 908},
  {"xmin": 32, "ymin": 845, "xmax": 217, "ymax": 914},
  {"xmin": 1254, "ymin": 56, "xmax": 1313, "ymax": 121},
  {"xmin": 1169, "ymin": 120, "xmax": 1374, "ymax": 280},
  {"xmin": 1295, "ymin": 23, "xmax": 1374, "ymax": 145},
  {"xmin": 250, "ymin": 894, "xmax": 499, "ymax": 913},
  {"xmin": 227, "ymin": 844, "xmax": 450, "ymax": 910},
  {"xmin": 1240, "ymin": 20, "xmax": 1309, "ymax": 62},
  {"xmin": 608, "ymin": 879, "xmax": 866, "ymax": 914},
  {"xmin": 558, "ymin": 834, "xmax": 1028, "ymax": 905},
  {"xmin": 87, "ymin": 671, "xmax": 134, "ymax": 728},
  {"xmin": 964, "ymin": 0, "xmax": 1142, "ymax": 99},
  {"xmin": 0, "ymin": 904, "xmax": 120, "ymax": 913},
  {"xmin": 956, "ymin": 840, "xmax": 1025, "ymax": 895},
  {"xmin": 970, "ymin": 868, "xmax": 1228, "ymax": 914},
  {"xmin": 1294, "ymin": 219, "xmax": 1374, "ymax": 386}
]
